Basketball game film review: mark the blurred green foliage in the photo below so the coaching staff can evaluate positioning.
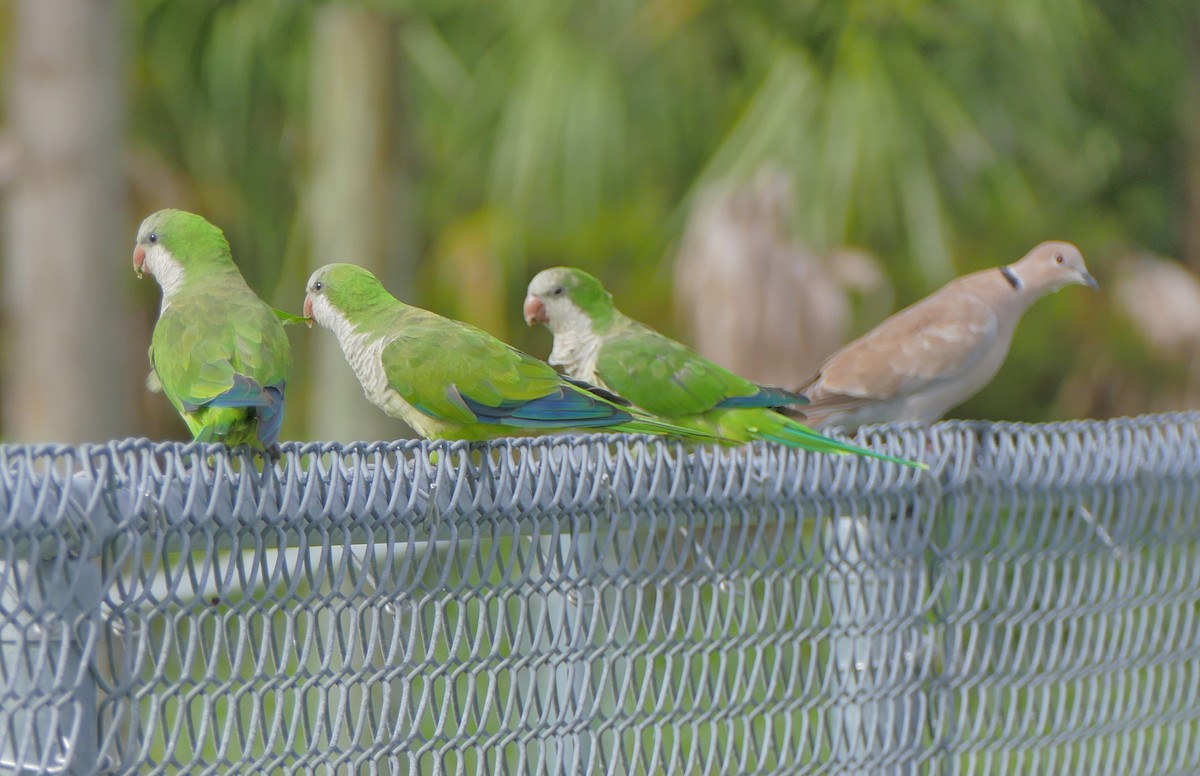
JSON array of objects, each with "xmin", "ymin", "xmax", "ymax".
[{"xmin": 121, "ymin": 0, "xmax": 1199, "ymax": 428}]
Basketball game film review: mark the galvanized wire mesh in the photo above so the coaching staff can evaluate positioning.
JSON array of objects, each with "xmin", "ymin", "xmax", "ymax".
[{"xmin": 1, "ymin": 413, "xmax": 1199, "ymax": 774}]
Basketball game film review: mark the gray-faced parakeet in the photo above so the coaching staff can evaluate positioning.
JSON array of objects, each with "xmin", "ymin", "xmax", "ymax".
[
  {"xmin": 133, "ymin": 209, "xmax": 291, "ymax": 451},
  {"xmin": 524, "ymin": 267, "xmax": 923, "ymax": 468},
  {"xmin": 302, "ymin": 263, "xmax": 721, "ymax": 443},
  {"xmin": 796, "ymin": 241, "xmax": 1096, "ymax": 429}
]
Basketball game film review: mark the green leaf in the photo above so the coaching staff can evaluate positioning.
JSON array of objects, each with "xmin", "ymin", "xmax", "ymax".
[{"xmin": 271, "ymin": 307, "xmax": 311, "ymax": 327}]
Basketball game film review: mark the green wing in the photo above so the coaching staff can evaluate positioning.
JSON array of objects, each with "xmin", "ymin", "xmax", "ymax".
[
  {"xmin": 380, "ymin": 310, "xmax": 622, "ymax": 428},
  {"xmin": 587, "ymin": 324, "xmax": 921, "ymax": 466},
  {"xmin": 151, "ymin": 282, "xmax": 291, "ymax": 445},
  {"xmin": 595, "ymin": 325, "xmax": 789, "ymax": 418}
]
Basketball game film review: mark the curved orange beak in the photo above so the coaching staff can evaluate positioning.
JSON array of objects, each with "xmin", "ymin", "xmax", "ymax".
[
  {"xmin": 132, "ymin": 245, "xmax": 146, "ymax": 278},
  {"xmin": 523, "ymin": 294, "xmax": 547, "ymax": 326}
]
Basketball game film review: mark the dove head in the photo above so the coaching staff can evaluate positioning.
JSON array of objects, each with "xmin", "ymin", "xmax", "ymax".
[
  {"xmin": 304, "ymin": 263, "xmax": 397, "ymax": 332},
  {"xmin": 524, "ymin": 267, "xmax": 618, "ymax": 335},
  {"xmin": 1008, "ymin": 241, "xmax": 1097, "ymax": 295},
  {"xmin": 133, "ymin": 209, "xmax": 234, "ymax": 299}
]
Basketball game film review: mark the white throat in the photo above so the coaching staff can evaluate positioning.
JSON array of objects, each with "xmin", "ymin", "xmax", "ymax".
[
  {"xmin": 144, "ymin": 244, "xmax": 186, "ymax": 311},
  {"xmin": 312, "ymin": 294, "xmax": 393, "ymax": 399},
  {"xmin": 311, "ymin": 294, "xmax": 439, "ymax": 436},
  {"xmin": 311, "ymin": 294, "xmax": 361, "ymax": 347},
  {"xmin": 546, "ymin": 305, "xmax": 603, "ymax": 383}
]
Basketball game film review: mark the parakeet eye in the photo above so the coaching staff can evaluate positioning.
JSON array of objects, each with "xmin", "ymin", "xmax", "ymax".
[
  {"xmin": 552, "ymin": 287, "xmax": 565, "ymax": 296},
  {"xmin": 1053, "ymin": 253, "xmax": 1063, "ymax": 264},
  {"xmin": 148, "ymin": 232, "xmax": 158, "ymax": 244},
  {"xmin": 313, "ymin": 281, "xmax": 324, "ymax": 292}
]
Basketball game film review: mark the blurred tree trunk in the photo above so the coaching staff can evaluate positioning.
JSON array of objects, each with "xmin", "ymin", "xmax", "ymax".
[
  {"xmin": 307, "ymin": 6, "xmax": 416, "ymax": 442},
  {"xmin": 1184, "ymin": 12, "xmax": 1200, "ymax": 273},
  {"xmin": 3, "ymin": 0, "xmax": 133, "ymax": 442}
]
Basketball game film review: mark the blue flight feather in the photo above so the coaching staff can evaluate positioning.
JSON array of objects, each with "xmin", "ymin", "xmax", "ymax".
[
  {"xmin": 561, "ymin": 375, "xmax": 632, "ymax": 406},
  {"xmin": 184, "ymin": 374, "xmax": 286, "ymax": 449},
  {"xmin": 457, "ymin": 386, "xmax": 632, "ymax": 428},
  {"xmin": 199, "ymin": 374, "xmax": 271, "ymax": 409},
  {"xmin": 714, "ymin": 385, "xmax": 809, "ymax": 410},
  {"xmin": 255, "ymin": 383, "xmax": 286, "ymax": 449}
]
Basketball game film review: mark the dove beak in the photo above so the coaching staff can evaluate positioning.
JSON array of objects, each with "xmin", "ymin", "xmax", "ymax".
[
  {"xmin": 302, "ymin": 296, "xmax": 315, "ymax": 327},
  {"xmin": 523, "ymin": 295, "xmax": 548, "ymax": 326},
  {"xmin": 132, "ymin": 245, "xmax": 146, "ymax": 278},
  {"xmin": 1080, "ymin": 270, "xmax": 1099, "ymax": 290}
]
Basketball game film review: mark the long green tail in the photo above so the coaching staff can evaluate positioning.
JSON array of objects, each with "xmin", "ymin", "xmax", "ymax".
[
  {"xmin": 759, "ymin": 417, "xmax": 927, "ymax": 469},
  {"xmin": 616, "ymin": 415, "xmax": 727, "ymax": 444}
]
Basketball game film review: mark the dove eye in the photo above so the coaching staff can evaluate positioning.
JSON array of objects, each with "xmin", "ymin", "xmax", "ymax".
[{"xmin": 1053, "ymin": 253, "xmax": 1064, "ymax": 264}]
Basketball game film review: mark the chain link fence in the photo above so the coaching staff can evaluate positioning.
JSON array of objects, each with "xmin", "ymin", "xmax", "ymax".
[{"xmin": 1, "ymin": 413, "xmax": 1198, "ymax": 774}]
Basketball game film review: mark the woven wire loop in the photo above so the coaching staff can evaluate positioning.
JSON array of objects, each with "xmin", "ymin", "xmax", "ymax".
[{"xmin": 0, "ymin": 413, "xmax": 1198, "ymax": 774}]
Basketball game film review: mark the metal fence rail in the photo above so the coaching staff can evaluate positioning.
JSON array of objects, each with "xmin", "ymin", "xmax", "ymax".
[{"xmin": 1, "ymin": 413, "xmax": 1199, "ymax": 774}]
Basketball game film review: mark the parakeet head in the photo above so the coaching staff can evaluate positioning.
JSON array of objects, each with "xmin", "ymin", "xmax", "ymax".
[
  {"xmin": 132, "ymin": 209, "xmax": 235, "ymax": 297},
  {"xmin": 304, "ymin": 263, "xmax": 395, "ymax": 331},
  {"xmin": 1007, "ymin": 241, "xmax": 1097, "ymax": 294},
  {"xmin": 524, "ymin": 267, "xmax": 617, "ymax": 335}
]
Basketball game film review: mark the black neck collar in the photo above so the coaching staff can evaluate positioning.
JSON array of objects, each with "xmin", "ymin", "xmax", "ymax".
[{"xmin": 1000, "ymin": 265, "xmax": 1023, "ymax": 291}]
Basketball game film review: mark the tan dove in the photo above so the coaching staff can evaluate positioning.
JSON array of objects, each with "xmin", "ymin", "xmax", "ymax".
[{"xmin": 796, "ymin": 241, "xmax": 1097, "ymax": 429}]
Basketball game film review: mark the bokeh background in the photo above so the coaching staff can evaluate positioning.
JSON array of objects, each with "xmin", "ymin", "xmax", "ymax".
[{"xmin": 3, "ymin": 0, "xmax": 1199, "ymax": 444}]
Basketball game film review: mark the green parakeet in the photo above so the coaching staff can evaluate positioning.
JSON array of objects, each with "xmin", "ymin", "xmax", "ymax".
[
  {"xmin": 302, "ymin": 263, "xmax": 722, "ymax": 443},
  {"xmin": 524, "ymin": 267, "xmax": 924, "ymax": 468},
  {"xmin": 133, "ymin": 209, "xmax": 291, "ymax": 451}
]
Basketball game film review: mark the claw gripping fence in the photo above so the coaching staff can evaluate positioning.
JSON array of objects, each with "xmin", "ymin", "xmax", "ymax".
[{"xmin": 1, "ymin": 413, "xmax": 1199, "ymax": 774}]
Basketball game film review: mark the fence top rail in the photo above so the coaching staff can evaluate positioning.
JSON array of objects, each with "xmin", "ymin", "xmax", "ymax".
[{"xmin": 0, "ymin": 413, "xmax": 1197, "ymax": 555}]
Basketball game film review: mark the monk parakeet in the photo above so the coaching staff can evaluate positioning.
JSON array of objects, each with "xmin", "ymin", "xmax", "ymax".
[
  {"xmin": 133, "ymin": 209, "xmax": 291, "ymax": 451},
  {"xmin": 302, "ymin": 263, "xmax": 721, "ymax": 443},
  {"xmin": 524, "ymin": 267, "xmax": 923, "ymax": 468}
]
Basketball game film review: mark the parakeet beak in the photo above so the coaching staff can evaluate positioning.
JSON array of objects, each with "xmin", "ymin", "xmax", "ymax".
[
  {"xmin": 302, "ymin": 295, "xmax": 314, "ymax": 328},
  {"xmin": 132, "ymin": 245, "xmax": 146, "ymax": 279},
  {"xmin": 523, "ymin": 295, "xmax": 548, "ymax": 326}
]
